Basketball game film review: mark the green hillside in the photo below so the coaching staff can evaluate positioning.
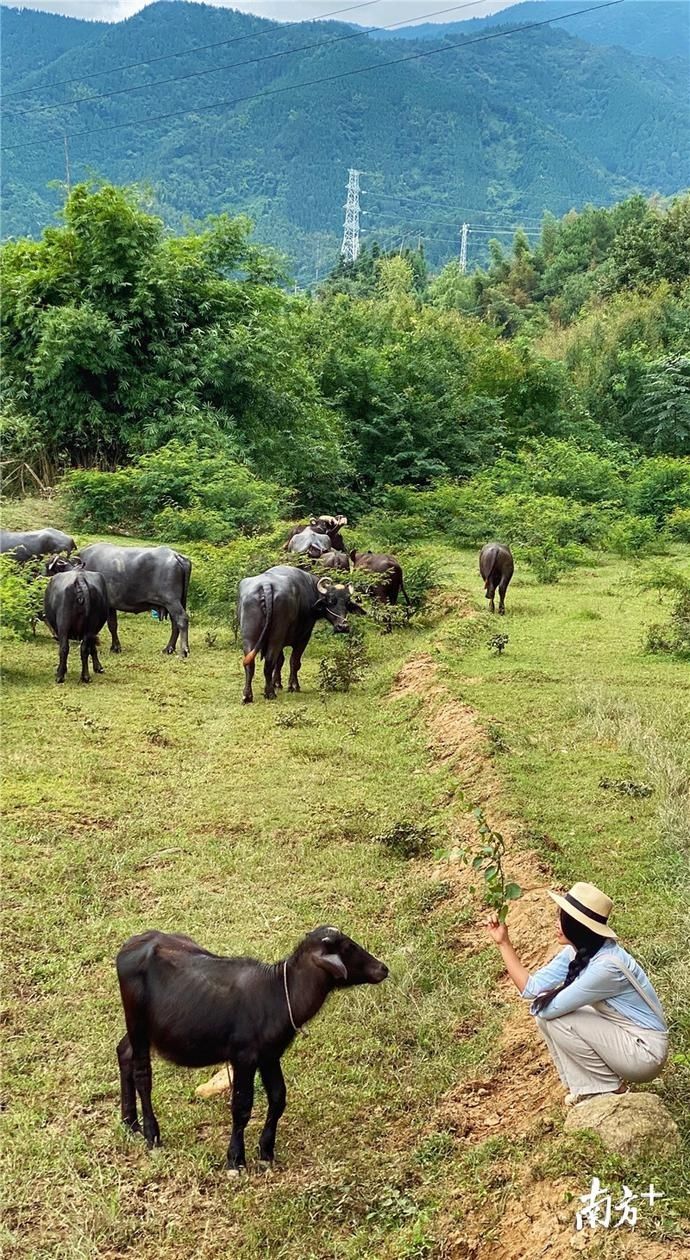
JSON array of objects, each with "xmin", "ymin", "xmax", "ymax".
[
  {"xmin": 370, "ymin": 0, "xmax": 690, "ymax": 62},
  {"xmin": 2, "ymin": 2, "xmax": 688, "ymax": 278}
]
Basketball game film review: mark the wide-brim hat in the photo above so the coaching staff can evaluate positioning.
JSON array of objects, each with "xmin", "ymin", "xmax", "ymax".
[{"xmin": 548, "ymin": 881, "xmax": 617, "ymax": 939}]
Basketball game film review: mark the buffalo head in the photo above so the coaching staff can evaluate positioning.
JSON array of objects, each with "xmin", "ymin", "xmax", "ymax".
[{"xmin": 315, "ymin": 576, "xmax": 365, "ymax": 633}]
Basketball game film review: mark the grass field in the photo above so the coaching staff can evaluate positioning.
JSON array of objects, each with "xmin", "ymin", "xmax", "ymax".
[{"xmin": 2, "ymin": 515, "xmax": 689, "ymax": 1259}]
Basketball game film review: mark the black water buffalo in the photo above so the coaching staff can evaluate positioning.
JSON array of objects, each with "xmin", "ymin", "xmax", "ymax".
[
  {"xmin": 1, "ymin": 528, "xmax": 75, "ymax": 562},
  {"xmin": 350, "ymin": 551, "xmax": 410, "ymax": 606},
  {"xmin": 115, "ymin": 926, "xmax": 387, "ymax": 1169},
  {"xmin": 479, "ymin": 542, "xmax": 514, "ymax": 614},
  {"xmin": 285, "ymin": 515, "xmax": 348, "ymax": 553},
  {"xmin": 43, "ymin": 569, "xmax": 109, "ymax": 683},
  {"xmin": 315, "ymin": 549, "xmax": 351, "ymax": 572},
  {"xmin": 286, "ymin": 528, "xmax": 332, "ymax": 560},
  {"xmin": 238, "ymin": 566, "xmax": 364, "ymax": 703},
  {"xmin": 78, "ymin": 544, "xmax": 192, "ymax": 656}
]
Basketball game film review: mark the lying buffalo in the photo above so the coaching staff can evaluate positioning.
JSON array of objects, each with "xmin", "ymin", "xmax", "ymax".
[
  {"xmin": 315, "ymin": 549, "xmax": 350, "ymax": 572},
  {"xmin": 43, "ymin": 567, "xmax": 109, "ymax": 684},
  {"xmin": 1, "ymin": 528, "xmax": 75, "ymax": 562},
  {"xmin": 479, "ymin": 542, "xmax": 514, "ymax": 614},
  {"xmin": 285, "ymin": 515, "xmax": 348, "ymax": 553},
  {"xmin": 350, "ymin": 551, "xmax": 409, "ymax": 606},
  {"xmin": 78, "ymin": 544, "xmax": 192, "ymax": 656},
  {"xmin": 286, "ymin": 528, "xmax": 332, "ymax": 560},
  {"xmin": 238, "ymin": 567, "xmax": 364, "ymax": 703}
]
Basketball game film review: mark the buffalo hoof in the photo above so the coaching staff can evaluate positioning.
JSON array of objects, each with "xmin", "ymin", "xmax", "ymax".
[
  {"xmin": 94, "ymin": 665, "xmax": 105, "ymax": 675},
  {"xmin": 55, "ymin": 677, "xmax": 66, "ymax": 685},
  {"xmin": 242, "ymin": 694, "xmax": 253, "ymax": 705},
  {"xmin": 226, "ymin": 1165, "xmax": 247, "ymax": 1179},
  {"xmin": 110, "ymin": 645, "xmax": 121, "ymax": 655},
  {"xmin": 163, "ymin": 646, "xmax": 175, "ymax": 655},
  {"xmin": 123, "ymin": 1118, "xmax": 142, "ymax": 1136},
  {"xmin": 80, "ymin": 677, "xmax": 91, "ymax": 685},
  {"xmin": 498, "ymin": 608, "xmax": 506, "ymax": 616},
  {"xmin": 264, "ymin": 692, "xmax": 277, "ymax": 702},
  {"xmin": 257, "ymin": 1159, "xmax": 274, "ymax": 1177}
]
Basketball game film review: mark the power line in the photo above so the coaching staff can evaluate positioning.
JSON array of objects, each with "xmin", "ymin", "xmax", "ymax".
[
  {"xmin": 2, "ymin": 1, "xmax": 624, "ymax": 155},
  {"xmin": 7, "ymin": 2, "xmax": 493, "ymax": 119},
  {"xmin": 368, "ymin": 191, "xmax": 546, "ymax": 221},
  {"xmin": 1, "ymin": 0, "xmax": 385, "ymax": 101},
  {"xmin": 368, "ymin": 210, "xmax": 541, "ymax": 230}
]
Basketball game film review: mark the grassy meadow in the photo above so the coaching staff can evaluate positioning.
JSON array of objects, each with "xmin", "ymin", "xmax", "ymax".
[{"xmin": 2, "ymin": 510, "xmax": 689, "ymax": 1259}]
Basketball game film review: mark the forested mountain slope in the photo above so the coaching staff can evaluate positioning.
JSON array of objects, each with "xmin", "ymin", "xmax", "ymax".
[
  {"xmin": 0, "ymin": 6, "xmax": 106, "ymax": 89},
  {"xmin": 2, "ymin": 2, "xmax": 688, "ymax": 278},
  {"xmin": 369, "ymin": 0, "xmax": 690, "ymax": 62}
]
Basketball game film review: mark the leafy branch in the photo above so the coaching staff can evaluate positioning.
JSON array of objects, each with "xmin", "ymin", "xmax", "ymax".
[{"xmin": 468, "ymin": 807, "xmax": 522, "ymax": 922}]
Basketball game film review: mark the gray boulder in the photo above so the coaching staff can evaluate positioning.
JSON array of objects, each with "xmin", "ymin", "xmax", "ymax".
[{"xmin": 564, "ymin": 1092, "xmax": 680, "ymax": 1156}]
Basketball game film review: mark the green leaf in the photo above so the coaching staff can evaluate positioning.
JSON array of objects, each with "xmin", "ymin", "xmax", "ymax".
[
  {"xmin": 504, "ymin": 883, "xmax": 522, "ymax": 900},
  {"xmin": 484, "ymin": 865, "xmax": 498, "ymax": 881}
]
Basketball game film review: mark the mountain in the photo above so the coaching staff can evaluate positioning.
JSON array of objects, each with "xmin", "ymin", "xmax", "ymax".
[
  {"xmin": 2, "ymin": 1, "xmax": 688, "ymax": 279},
  {"xmin": 0, "ymin": 6, "xmax": 106, "ymax": 90},
  {"xmin": 367, "ymin": 1, "xmax": 690, "ymax": 62}
]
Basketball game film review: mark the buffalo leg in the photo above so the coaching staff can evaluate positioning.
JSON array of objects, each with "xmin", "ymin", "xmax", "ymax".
[
  {"xmin": 116, "ymin": 1034, "xmax": 140, "ymax": 1134},
  {"xmin": 79, "ymin": 639, "xmax": 91, "ymax": 683},
  {"xmin": 263, "ymin": 655, "xmax": 277, "ymax": 700},
  {"xmin": 258, "ymin": 1060, "xmax": 286, "ymax": 1164},
  {"xmin": 486, "ymin": 583, "xmax": 496, "ymax": 614},
  {"xmin": 243, "ymin": 658, "xmax": 256, "ymax": 704},
  {"xmin": 227, "ymin": 1064, "xmax": 256, "ymax": 1170},
  {"xmin": 131, "ymin": 1042, "xmax": 160, "ymax": 1149},
  {"xmin": 55, "ymin": 636, "xmax": 69, "ymax": 683},
  {"xmin": 91, "ymin": 641, "xmax": 105, "ymax": 674},
  {"xmin": 163, "ymin": 601, "xmax": 189, "ymax": 659},
  {"xmin": 498, "ymin": 580, "xmax": 509, "ymax": 615},
  {"xmin": 273, "ymin": 651, "xmax": 285, "ymax": 691},
  {"xmin": 107, "ymin": 610, "xmax": 122, "ymax": 653},
  {"xmin": 288, "ymin": 637, "xmax": 309, "ymax": 693}
]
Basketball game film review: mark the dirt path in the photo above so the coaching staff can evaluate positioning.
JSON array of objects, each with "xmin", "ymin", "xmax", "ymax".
[{"xmin": 391, "ymin": 654, "xmax": 684, "ymax": 1260}]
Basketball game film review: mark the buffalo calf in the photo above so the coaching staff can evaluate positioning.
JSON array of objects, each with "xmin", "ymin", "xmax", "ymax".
[
  {"xmin": 43, "ymin": 569, "xmax": 109, "ymax": 683},
  {"xmin": 115, "ymin": 926, "xmax": 388, "ymax": 1169}
]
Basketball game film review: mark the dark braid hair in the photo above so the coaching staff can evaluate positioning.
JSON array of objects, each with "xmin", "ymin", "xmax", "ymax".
[{"xmin": 532, "ymin": 910, "xmax": 607, "ymax": 1013}]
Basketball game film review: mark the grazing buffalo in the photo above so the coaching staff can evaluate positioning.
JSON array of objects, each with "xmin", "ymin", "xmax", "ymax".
[
  {"xmin": 238, "ymin": 566, "xmax": 364, "ymax": 703},
  {"xmin": 78, "ymin": 544, "xmax": 192, "ymax": 657},
  {"xmin": 350, "ymin": 551, "xmax": 410, "ymax": 606},
  {"xmin": 1, "ymin": 528, "xmax": 75, "ymax": 562},
  {"xmin": 115, "ymin": 926, "xmax": 388, "ymax": 1169},
  {"xmin": 285, "ymin": 515, "xmax": 348, "ymax": 553},
  {"xmin": 286, "ymin": 528, "xmax": 332, "ymax": 560},
  {"xmin": 479, "ymin": 542, "xmax": 514, "ymax": 614},
  {"xmin": 315, "ymin": 549, "xmax": 351, "ymax": 572},
  {"xmin": 43, "ymin": 568, "xmax": 109, "ymax": 684}
]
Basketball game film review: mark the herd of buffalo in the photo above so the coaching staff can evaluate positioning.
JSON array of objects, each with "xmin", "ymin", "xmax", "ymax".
[
  {"xmin": 2, "ymin": 515, "xmax": 514, "ymax": 691},
  {"xmin": 4, "ymin": 514, "xmax": 515, "ymax": 1170}
]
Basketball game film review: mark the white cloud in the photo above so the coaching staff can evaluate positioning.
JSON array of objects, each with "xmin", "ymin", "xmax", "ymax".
[{"xmin": 2, "ymin": 0, "xmax": 517, "ymax": 27}]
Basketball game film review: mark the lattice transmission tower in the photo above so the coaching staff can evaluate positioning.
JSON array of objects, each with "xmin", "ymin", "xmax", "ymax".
[
  {"xmin": 341, "ymin": 168, "xmax": 362, "ymax": 263},
  {"xmin": 459, "ymin": 222, "xmax": 470, "ymax": 274}
]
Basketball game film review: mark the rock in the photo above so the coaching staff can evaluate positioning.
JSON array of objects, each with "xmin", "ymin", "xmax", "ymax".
[
  {"xmin": 196, "ymin": 1065, "xmax": 233, "ymax": 1099},
  {"xmin": 564, "ymin": 1092, "xmax": 680, "ymax": 1156}
]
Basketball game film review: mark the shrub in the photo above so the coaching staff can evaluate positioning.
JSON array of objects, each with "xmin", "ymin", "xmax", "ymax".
[
  {"xmin": 643, "ymin": 570, "xmax": 690, "ymax": 659},
  {"xmin": 185, "ymin": 530, "xmax": 285, "ymax": 622},
  {"xmin": 627, "ymin": 457, "xmax": 690, "ymax": 527},
  {"xmin": 64, "ymin": 441, "xmax": 289, "ymax": 540},
  {"xmin": 318, "ymin": 624, "xmax": 368, "ymax": 693},
  {"xmin": 667, "ymin": 508, "xmax": 690, "ymax": 542},
  {"xmin": 0, "ymin": 556, "xmax": 47, "ymax": 639},
  {"xmin": 604, "ymin": 513, "xmax": 658, "ymax": 557},
  {"xmin": 520, "ymin": 542, "xmax": 582, "ymax": 584}
]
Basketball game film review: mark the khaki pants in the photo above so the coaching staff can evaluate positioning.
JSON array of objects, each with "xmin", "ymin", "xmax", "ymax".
[{"xmin": 535, "ymin": 1003, "xmax": 668, "ymax": 1099}]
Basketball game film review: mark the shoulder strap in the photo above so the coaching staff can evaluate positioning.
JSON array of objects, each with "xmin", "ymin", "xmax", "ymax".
[{"xmin": 609, "ymin": 958, "xmax": 667, "ymax": 1029}]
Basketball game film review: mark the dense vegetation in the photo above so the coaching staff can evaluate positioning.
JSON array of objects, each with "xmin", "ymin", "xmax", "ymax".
[
  {"xmin": 2, "ymin": 183, "xmax": 688, "ymax": 586},
  {"xmin": 2, "ymin": 2, "xmax": 688, "ymax": 276}
]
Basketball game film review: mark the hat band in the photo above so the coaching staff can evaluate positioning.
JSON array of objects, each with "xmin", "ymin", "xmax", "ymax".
[{"xmin": 565, "ymin": 892, "xmax": 608, "ymax": 925}]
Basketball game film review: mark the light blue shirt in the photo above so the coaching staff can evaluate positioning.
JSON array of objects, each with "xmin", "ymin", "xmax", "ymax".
[{"xmin": 521, "ymin": 939, "xmax": 667, "ymax": 1032}]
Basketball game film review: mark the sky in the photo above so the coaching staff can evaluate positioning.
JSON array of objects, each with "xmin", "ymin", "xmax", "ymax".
[{"xmin": 1, "ymin": 0, "xmax": 520, "ymax": 26}]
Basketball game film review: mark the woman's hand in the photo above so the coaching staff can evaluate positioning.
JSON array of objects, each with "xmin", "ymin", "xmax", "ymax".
[{"xmin": 485, "ymin": 912, "xmax": 509, "ymax": 945}]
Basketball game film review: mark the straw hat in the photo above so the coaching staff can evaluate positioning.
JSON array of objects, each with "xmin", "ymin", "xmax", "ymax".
[{"xmin": 548, "ymin": 881, "xmax": 617, "ymax": 939}]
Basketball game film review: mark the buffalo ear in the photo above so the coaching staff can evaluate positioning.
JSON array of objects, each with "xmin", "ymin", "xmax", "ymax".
[
  {"xmin": 313, "ymin": 597, "xmax": 325, "ymax": 613},
  {"xmin": 349, "ymin": 549, "xmax": 357, "ymax": 562},
  {"xmin": 315, "ymin": 952, "xmax": 348, "ymax": 981}
]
